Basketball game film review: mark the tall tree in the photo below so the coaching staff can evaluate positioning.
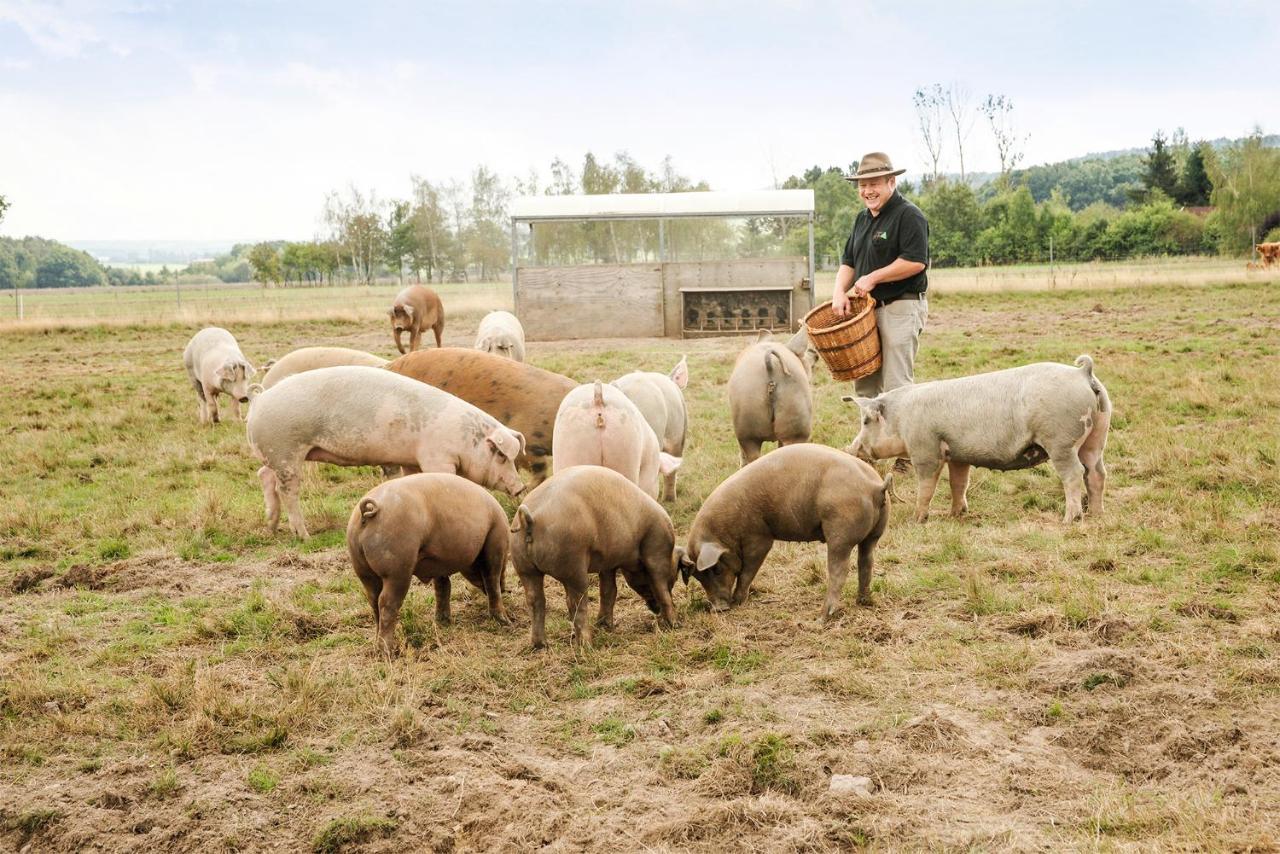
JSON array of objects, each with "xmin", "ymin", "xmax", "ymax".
[
  {"xmin": 1207, "ymin": 129, "xmax": 1280, "ymax": 254},
  {"xmin": 247, "ymin": 243, "xmax": 283, "ymax": 286},
  {"xmin": 980, "ymin": 94, "xmax": 1028, "ymax": 180},
  {"xmin": 913, "ymin": 84, "xmax": 947, "ymax": 183},
  {"xmin": 0, "ymin": 193, "xmax": 9, "ymax": 225},
  {"xmin": 1140, "ymin": 130, "xmax": 1179, "ymax": 199},
  {"xmin": 384, "ymin": 200, "xmax": 414, "ymax": 286},
  {"xmin": 1176, "ymin": 142, "xmax": 1213, "ymax": 207},
  {"xmin": 945, "ymin": 82, "xmax": 975, "ymax": 182}
]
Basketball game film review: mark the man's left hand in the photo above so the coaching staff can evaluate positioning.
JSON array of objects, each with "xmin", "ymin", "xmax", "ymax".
[{"xmin": 852, "ymin": 275, "xmax": 877, "ymax": 298}]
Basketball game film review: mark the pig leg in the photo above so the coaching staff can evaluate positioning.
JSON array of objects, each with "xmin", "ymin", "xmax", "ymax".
[
  {"xmin": 478, "ymin": 532, "xmax": 511, "ymax": 624},
  {"xmin": 1079, "ymin": 410, "xmax": 1110, "ymax": 515},
  {"xmin": 432, "ymin": 320, "xmax": 443, "ymax": 349},
  {"xmin": 380, "ymin": 465, "xmax": 404, "ymax": 480},
  {"xmin": 855, "ymin": 538, "xmax": 878, "ymax": 606},
  {"xmin": 257, "ymin": 465, "xmax": 282, "ymax": 532},
  {"xmin": 561, "ymin": 561, "xmax": 592, "ymax": 647},
  {"xmin": 376, "ymin": 574, "xmax": 412, "ymax": 659},
  {"xmin": 433, "ymin": 576, "xmax": 452, "ymax": 625},
  {"xmin": 394, "ymin": 327, "xmax": 406, "ymax": 355},
  {"xmin": 821, "ymin": 540, "xmax": 857, "ymax": 622},
  {"xmin": 205, "ymin": 387, "xmax": 221, "ymax": 424},
  {"xmin": 228, "ymin": 397, "xmax": 242, "ymax": 421},
  {"xmin": 275, "ymin": 466, "xmax": 308, "ymax": 538},
  {"xmin": 913, "ymin": 458, "xmax": 944, "ymax": 523},
  {"xmin": 730, "ymin": 539, "xmax": 772, "ymax": 607},
  {"xmin": 640, "ymin": 560, "xmax": 678, "ymax": 630},
  {"xmin": 662, "ymin": 470, "xmax": 678, "ymax": 503},
  {"xmin": 410, "ymin": 326, "xmax": 422, "ymax": 352},
  {"xmin": 738, "ymin": 438, "xmax": 763, "ymax": 467},
  {"xmin": 1048, "ymin": 441, "xmax": 1087, "ymax": 522},
  {"xmin": 192, "ymin": 381, "xmax": 208, "ymax": 423},
  {"xmin": 355, "ymin": 570, "xmax": 382, "ymax": 629},
  {"xmin": 596, "ymin": 569, "xmax": 618, "ymax": 630},
  {"xmin": 948, "ymin": 462, "xmax": 972, "ymax": 517},
  {"xmin": 520, "ymin": 570, "xmax": 548, "ymax": 649}
]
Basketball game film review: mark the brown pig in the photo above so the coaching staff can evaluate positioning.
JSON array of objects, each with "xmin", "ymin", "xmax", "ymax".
[
  {"xmin": 679, "ymin": 444, "xmax": 892, "ymax": 622},
  {"xmin": 510, "ymin": 465, "xmax": 679, "ymax": 649},
  {"xmin": 347, "ymin": 473, "xmax": 510, "ymax": 658},
  {"xmin": 385, "ymin": 348, "xmax": 577, "ymax": 482},
  {"xmin": 389, "ymin": 284, "xmax": 445, "ymax": 353}
]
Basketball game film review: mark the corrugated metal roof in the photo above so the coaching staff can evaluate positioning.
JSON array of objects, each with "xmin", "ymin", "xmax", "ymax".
[{"xmin": 511, "ymin": 189, "xmax": 815, "ymax": 222}]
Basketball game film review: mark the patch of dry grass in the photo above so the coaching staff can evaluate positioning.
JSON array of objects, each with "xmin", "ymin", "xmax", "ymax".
[{"xmin": 2, "ymin": 280, "xmax": 1279, "ymax": 850}]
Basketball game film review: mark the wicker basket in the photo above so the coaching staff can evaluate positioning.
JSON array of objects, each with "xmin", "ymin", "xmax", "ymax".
[{"xmin": 803, "ymin": 295, "xmax": 881, "ymax": 381}]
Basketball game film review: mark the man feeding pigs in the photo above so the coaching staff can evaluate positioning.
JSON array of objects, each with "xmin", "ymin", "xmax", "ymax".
[{"xmin": 831, "ymin": 152, "xmax": 930, "ymax": 405}]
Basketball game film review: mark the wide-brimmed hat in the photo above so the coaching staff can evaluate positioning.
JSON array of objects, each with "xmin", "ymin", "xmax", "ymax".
[{"xmin": 843, "ymin": 152, "xmax": 906, "ymax": 182}]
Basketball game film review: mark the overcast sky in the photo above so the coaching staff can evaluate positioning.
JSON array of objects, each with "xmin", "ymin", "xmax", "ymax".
[{"xmin": 1, "ymin": 0, "xmax": 1276, "ymax": 242}]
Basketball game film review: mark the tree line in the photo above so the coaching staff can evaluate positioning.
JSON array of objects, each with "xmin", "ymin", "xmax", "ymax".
[{"xmin": 3, "ymin": 127, "xmax": 1276, "ymax": 291}]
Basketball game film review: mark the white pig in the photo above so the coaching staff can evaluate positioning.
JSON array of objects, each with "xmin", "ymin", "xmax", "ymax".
[
  {"xmin": 844, "ymin": 355, "xmax": 1111, "ymax": 523},
  {"xmin": 182, "ymin": 326, "xmax": 256, "ymax": 425},
  {"xmin": 261, "ymin": 346, "xmax": 387, "ymax": 389},
  {"xmin": 612, "ymin": 355, "xmax": 689, "ymax": 501},
  {"xmin": 247, "ymin": 366, "xmax": 526, "ymax": 538},
  {"xmin": 727, "ymin": 331, "xmax": 818, "ymax": 465},
  {"xmin": 474, "ymin": 310, "xmax": 526, "ymax": 362},
  {"xmin": 552, "ymin": 381, "xmax": 680, "ymax": 501}
]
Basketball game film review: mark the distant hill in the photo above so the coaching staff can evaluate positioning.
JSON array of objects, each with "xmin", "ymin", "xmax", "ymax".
[{"xmin": 66, "ymin": 239, "xmax": 242, "ymax": 265}]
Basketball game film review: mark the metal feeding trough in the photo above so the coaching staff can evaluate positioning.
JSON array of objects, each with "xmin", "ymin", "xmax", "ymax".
[{"xmin": 680, "ymin": 288, "xmax": 794, "ymax": 334}]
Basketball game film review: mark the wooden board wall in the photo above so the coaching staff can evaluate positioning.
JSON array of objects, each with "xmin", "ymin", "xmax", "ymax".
[{"xmin": 517, "ymin": 264, "xmax": 664, "ymax": 340}]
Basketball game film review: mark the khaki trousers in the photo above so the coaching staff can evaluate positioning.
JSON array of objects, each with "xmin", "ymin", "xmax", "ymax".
[{"xmin": 854, "ymin": 296, "xmax": 928, "ymax": 398}]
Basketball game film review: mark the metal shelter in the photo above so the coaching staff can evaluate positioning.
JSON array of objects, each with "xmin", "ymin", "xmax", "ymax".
[{"xmin": 509, "ymin": 189, "xmax": 816, "ymax": 340}]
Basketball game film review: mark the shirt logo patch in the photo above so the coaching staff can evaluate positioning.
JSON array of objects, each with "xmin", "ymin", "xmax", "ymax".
[{"xmin": 874, "ymin": 230, "xmax": 888, "ymax": 241}]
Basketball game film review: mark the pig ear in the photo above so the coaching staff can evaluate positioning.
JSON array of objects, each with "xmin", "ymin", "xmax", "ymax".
[
  {"xmin": 754, "ymin": 330, "xmax": 771, "ymax": 344},
  {"xmin": 675, "ymin": 547, "xmax": 692, "ymax": 585},
  {"xmin": 842, "ymin": 395, "xmax": 878, "ymax": 411},
  {"xmin": 477, "ymin": 336, "xmax": 490, "ymax": 351},
  {"xmin": 387, "ymin": 307, "xmax": 396, "ymax": 318},
  {"xmin": 784, "ymin": 328, "xmax": 809, "ymax": 359},
  {"xmin": 658, "ymin": 452, "xmax": 681, "ymax": 476},
  {"xmin": 486, "ymin": 428, "xmax": 522, "ymax": 460},
  {"xmin": 511, "ymin": 429, "xmax": 527, "ymax": 456},
  {"xmin": 696, "ymin": 542, "xmax": 726, "ymax": 573},
  {"xmin": 669, "ymin": 356, "xmax": 689, "ymax": 389},
  {"xmin": 404, "ymin": 304, "xmax": 415, "ymax": 321}
]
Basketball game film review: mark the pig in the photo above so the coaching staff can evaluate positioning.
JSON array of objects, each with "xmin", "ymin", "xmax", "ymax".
[
  {"xmin": 385, "ymin": 348, "xmax": 577, "ymax": 483},
  {"xmin": 182, "ymin": 326, "xmax": 256, "ymax": 424},
  {"xmin": 347, "ymin": 473, "xmax": 511, "ymax": 658},
  {"xmin": 510, "ymin": 465, "xmax": 679, "ymax": 649},
  {"xmin": 474, "ymin": 310, "xmax": 526, "ymax": 362},
  {"xmin": 552, "ymin": 381, "xmax": 681, "ymax": 501},
  {"xmin": 247, "ymin": 365, "xmax": 525, "ymax": 538},
  {"xmin": 389, "ymin": 284, "xmax": 445, "ymax": 353},
  {"xmin": 261, "ymin": 346, "xmax": 387, "ymax": 389},
  {"xmin": 679, "ymin": 443, "xmax": 892, "ymax": 622},
  {"xmin": 613, "ymin": 355, "xmax": 689, "ymax": 502},
  {"xmin": 727, "ymin": 331, "xmax": 819, "ymax": 465},
  {"xmin": 843, "ymin": 355, "xmax": 1111, "ymax": 523}
]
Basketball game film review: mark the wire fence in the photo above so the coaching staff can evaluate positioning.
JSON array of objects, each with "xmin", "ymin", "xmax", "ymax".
[
  {"xmin": 1, "ymin": 257, "xmax": 1273, "ymax": 331},
  {"xmin": 1, "ymin": 279, "xmax": 512, "ymax": 330}
]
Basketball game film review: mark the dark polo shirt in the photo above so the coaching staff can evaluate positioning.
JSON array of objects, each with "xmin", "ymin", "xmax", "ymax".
[{"xmin": 840, "ymin": 191, "xmax": 929, "ymax": 305}]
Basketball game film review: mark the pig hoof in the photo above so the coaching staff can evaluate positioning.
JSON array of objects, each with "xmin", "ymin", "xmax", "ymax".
[
  {"xmin": 856, "ymin": 595, "xmax": 873, "ymax": 607},
  {"xmin": 492, "ymin": 611, "xmax": 513, "ymax": 626},
  {"xmin": 594, "ymin": 618, "xmax": 615, "ymax": 630}
]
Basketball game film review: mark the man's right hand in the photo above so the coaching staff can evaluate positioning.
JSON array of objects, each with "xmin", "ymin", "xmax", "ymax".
[{"xmin": 832, "ymin": 289, "xmax": 851, "ymax": 317}]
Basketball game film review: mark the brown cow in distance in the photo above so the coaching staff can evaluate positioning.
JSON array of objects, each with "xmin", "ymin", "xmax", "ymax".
[
  {"xmin": 389, "ymin": 285, "xmax": 444, "ymax": 353},
  {"xmin": 1255, "ymin": 242, "xmax": 1280, "ymax": 269}
]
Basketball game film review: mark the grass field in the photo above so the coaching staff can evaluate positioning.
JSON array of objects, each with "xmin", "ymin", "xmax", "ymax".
[{"xmin": 2, "ymin": 280, "xmax": 1279, "ymax": 850}]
